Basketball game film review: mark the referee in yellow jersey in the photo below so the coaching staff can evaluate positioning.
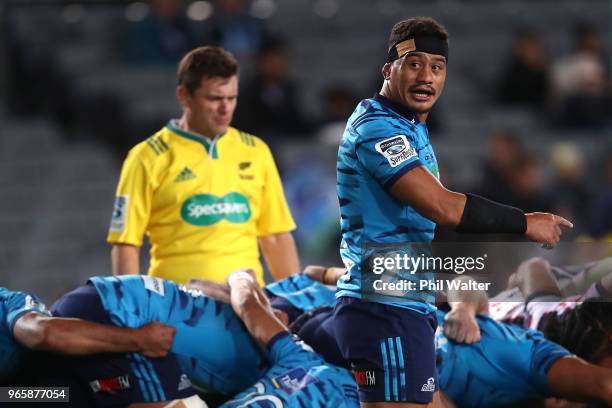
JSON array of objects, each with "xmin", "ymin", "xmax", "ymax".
[{"xmin": 107, "ymin": 46, "xmax": 300, "ymax": 285}]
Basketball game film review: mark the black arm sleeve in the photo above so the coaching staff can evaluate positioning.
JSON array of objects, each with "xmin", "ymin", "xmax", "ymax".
[{"xmin": 456, "ymin": 193, "xmax": 527, "ymax": 234}]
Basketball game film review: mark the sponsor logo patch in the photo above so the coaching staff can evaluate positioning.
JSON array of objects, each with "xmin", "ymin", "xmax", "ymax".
[
  {"xmin": 181, "ymin": 193, "xmax": 251, "ymax": 226},
  {"xmin": 353, "ymin": 370, "xmax": 376, "ymax": 387},
  {"xmin": 374, "ymin": 135, "xmax": 417, "ymax": 167},
  {"xmin": 271, "ymin": 367, "xmax": 318, "ymax": 395},
  {"xmin": 90, "ymin": 374, "xmax": 132, "ymax": 394},
  {"xmin": 142, "ymin": 276, "xmax": 165, "ymax": 296},
  {"xmin": 109, "ymin": 195, "xmax": 128, "ymax": 232},
  {"xmin": 421, "ymin": 377, "xmax": 435, "ymax": 392}
]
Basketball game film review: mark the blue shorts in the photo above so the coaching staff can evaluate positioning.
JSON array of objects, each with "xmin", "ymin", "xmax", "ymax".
[
  {"xmin": 50, "ymin": 284, "xmax": 195, "ymax": 407},
  {"xmin": 333, "ymin": 296, "xmax": 438, "ymax": 404}
]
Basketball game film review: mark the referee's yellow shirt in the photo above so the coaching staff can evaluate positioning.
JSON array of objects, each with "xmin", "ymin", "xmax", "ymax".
[{"xmin": 107, "ymin": 120, "xmax": 296, "ymax": 285}]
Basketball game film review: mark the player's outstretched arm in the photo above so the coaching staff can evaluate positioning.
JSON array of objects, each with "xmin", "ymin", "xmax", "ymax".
[
  {"xmin": 443, "ymin": 276, "xmax": 489, "ymax": 344},
  {"xmin": 226, "ymin": 269, "xmax": 288, "ymax": 348},
  {"xmin": 187, "ymin": 279, "xmax": 231, "ymax": 303},
  {"xmin": 13, "ymin": 312, "xmax": 175, "ymax": 357},
  {"xmin": 388, "ymin": 166, "xmax": 572, "ymax": 244},
  {"xmin": 547, "ymin": 356, "xmax": 612, "ymax": 406},
  {"xmin": 303, "ymin": 265, "xmax": 347, "ymax": 285},
  {"xmin": 259, "ymin": 231, "xmax": 300, "ymax": 281}
]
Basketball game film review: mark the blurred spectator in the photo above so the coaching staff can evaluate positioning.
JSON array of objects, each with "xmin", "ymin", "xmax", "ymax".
[
  {"xmin": 589, "ymin": 151, "xmax": 612, "ymax": 238},
  {"xmin": 497, "ymin": 28, "xmax": 550, "ymax": 108},
  {"xmin": 124, "ymin": 0, "xmax": 197, "ymax": 65},
  {"xmin": 505, "ymin": 154, "xmax": 554, "ymax": 213},
  {"xmin": 208, "ymin": 0, "xmax": 263, "ymax": 64},
  {"xmin": 477, "ymin": 129, "xmax": 524, "ymax": 203},
  {"xmin": 316, "ymin": 85, "xmax": 358, "ymax": 146},
  {"xmin": 233, "ymin": 37, "xmax": 310, "ymax": 138},
  {"xmin": 549, "ymin": 142, "xmax": 591, "ymax": 233},
  {"xmin": 550, "ymin": 23, "xmax": 611, "ymax": 129}
]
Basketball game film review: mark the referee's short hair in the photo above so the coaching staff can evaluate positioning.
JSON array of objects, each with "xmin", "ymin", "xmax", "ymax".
[
  {"xmin": 388, "ymin": 17, "xmax": 449, "ymax": 48},
  {"xmin": 178, "ymin": 46, "xmax": 239, "ymax": 94}
]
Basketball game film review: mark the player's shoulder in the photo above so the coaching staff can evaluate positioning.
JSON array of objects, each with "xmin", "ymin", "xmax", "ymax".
[
  {"xmin": 228, "ymin": 127, "xmax": 269, "ymax": 151},
  {"xmin": 128, "ymin": 127, "xmax": 172, "ymax": 162},
  {"xmin": 350, "ymin": 98, "xmax": 418, "ymax": 140}
]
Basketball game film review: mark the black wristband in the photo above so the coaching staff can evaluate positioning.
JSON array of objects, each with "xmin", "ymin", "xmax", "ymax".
[{"xmin": 456, "ymin": 193, "xmax": 527, "ymax": 234}]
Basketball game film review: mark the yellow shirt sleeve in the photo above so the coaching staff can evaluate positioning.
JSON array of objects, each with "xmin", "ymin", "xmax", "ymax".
[
  {"xmin": 107, "ymin": 146, "xmax": 154, "ymax": 246},
  {"xmin": 256, "ymin": 142, "xmax": 297, "ymax": 236}
]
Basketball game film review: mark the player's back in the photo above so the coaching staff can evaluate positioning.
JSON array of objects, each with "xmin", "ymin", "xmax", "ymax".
[
  {"xmin": 221, "ymin": 333, "xmax": 359, "ymax": 408},
  {"xmin": 435, "ymin": 311, "xmax": 570, "ymax": 407},
  {"xmin": 0, "ymin": 288, "xmax": 49, "ymax": 383},
  {"xmin": 89, "ymin": 276, "xmax": 266, "ymax": 394}
]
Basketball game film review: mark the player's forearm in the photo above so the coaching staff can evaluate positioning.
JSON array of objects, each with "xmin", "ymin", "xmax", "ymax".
[
  {"xmin": 15, "ymin": 314, "xmax": 142, "ymax": 355},
  {"xmin": 447, "ymin": 276, "xmax": 489, "ymax": 315},
  {"xmin": 515, "ymin": 257, "xmax": 561, "ymax": 299},
  {"xmin": 259, "ymin": 232, "xmax": 300, "ymax": 281},
  {"xmin": 111, "ymin": 244, "xmax": 140, "ymax": 275},
  {"xmin": 228, "ymin": 273, "xmax": 287, "ymax": 348},
  {"xmin": 547, "ymin": 356, "xmax": 612, "ymax": 405}
]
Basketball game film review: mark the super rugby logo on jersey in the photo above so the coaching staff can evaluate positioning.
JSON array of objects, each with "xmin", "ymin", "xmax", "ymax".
[
  {"xmin": 181, "ymin": 192, "xmax": 251, "ymax": 226},
  {"xmin": 109, "ymin": 195, "xmax": 128, "ymax": 232},
  {"xmin": 271, "ymin": 367, "xmax": 319, "ymax": 395},
  {"xmin": 375, "ymin": 135, "xmax": 417, "ymax": 167}
]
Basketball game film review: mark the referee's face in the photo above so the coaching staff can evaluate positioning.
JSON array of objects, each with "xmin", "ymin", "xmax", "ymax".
[
  {"xmin": 383, "ymin": 52, "xmax": 446, "ymax": 118},
  {"xmin": 180, "ymin": 75, "xmax": 238, "ymax": 138}
]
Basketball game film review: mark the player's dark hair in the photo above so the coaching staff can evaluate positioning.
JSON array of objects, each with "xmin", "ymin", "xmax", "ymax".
[
  {"xmin": 177, "ymin": 46, "xmax": 238, "ymax": 94},
  {"xmin": 539, "ymin": 300, "xmax": 612, "ymax": 363},
  {"xmin": 388, "ymin": 17, "xmax": 449, "ymax": 49}
]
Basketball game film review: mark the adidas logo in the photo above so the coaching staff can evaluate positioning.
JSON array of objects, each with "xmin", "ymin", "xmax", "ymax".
[{"xmin": 175, "ymin": 167, "xmax": 196, "ymax": 183}]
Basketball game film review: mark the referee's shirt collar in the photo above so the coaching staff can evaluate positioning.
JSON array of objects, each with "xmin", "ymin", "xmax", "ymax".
[{"xmin": 374, "ymin": 93, "xmax": 420, "ymax": 124}]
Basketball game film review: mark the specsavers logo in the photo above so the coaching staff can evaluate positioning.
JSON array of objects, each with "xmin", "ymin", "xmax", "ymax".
[{"xmin": 181, "ymin": 192, "xmax": 251, "ymax": 226}]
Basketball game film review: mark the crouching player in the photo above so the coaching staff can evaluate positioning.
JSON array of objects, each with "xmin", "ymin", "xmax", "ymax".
[
  {"xmin": 49, "ymin": 277, "xmax": 268, "ymax": 407},
  {"xmin": 0, "ymin": 287, "xmax": 176, "ymax": 386},
  {"xmin": 220, "ymin": 269, "xmax": 359, "ymax": 407}
]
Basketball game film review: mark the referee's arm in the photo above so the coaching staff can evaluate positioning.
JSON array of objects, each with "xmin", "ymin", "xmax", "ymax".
[
  {"xmin": 388, "ymin": 165, "xmax": 572, "ymax": 244},
  {"xmin": 111, "ymin": 243, "xmax": 140, "ymax": 275}
]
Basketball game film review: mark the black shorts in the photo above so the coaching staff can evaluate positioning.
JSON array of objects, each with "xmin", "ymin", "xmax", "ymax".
[
  {"xmin": 333, "ymin": 296, "xmax": 438, "ymax": 404},
  {"xmin": 48, "ymin": 284, "xmax": 195, "ymax": 407}
]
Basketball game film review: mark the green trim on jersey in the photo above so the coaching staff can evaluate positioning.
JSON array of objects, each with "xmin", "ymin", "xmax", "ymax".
[{"xmin": 166, "ymin": 120, "xmax": 227, "ymax": 159}]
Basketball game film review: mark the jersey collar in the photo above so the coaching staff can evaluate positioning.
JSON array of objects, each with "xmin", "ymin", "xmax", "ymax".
[
  {"xmin": 374, "ymin": 93, "xmax": 420, "ymax": 124},
  {"xmin": 166, "ymin": 119, "xmax": 226, "ymax": 159}
]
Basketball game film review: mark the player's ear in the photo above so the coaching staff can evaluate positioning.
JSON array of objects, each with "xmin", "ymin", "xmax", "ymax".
[
  {"xmin": 382, "ymin": 63, "xmax": 392, "ymax": 81},
  {"xmin": 176, "ymin": 85, "xmax": 189, "ymax": 108}
]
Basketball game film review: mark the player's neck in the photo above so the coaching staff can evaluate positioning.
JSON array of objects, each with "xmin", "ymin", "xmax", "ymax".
[{"xmin": 178, "ymin": 117, "xmax": 215, "ymax": 141}]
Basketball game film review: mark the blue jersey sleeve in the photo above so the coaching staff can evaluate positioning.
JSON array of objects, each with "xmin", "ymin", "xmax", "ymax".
[
  {"xmin": 355, "ymin": 121, "xmax": 422, "ymax": 189},
  {"xmin": 5, "ymin": 291, "xmax": 50, "ymax": 335}
]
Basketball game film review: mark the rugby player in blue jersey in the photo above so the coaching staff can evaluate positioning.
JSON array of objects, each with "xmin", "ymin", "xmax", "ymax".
[
  {"xmin": 0, "ymin": 287, "xmax": 175, "ymax": 386},
  {"xmin": 335, "ymin": 17, "xmax": 573, "ymax": 407},
  {"xmin": 219, "ymin": 269, "xmax": 359, "ymax": 408}
]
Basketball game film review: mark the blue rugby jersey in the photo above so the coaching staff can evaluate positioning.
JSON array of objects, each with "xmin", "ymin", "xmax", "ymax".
[
  {"xmin": 336, "ymin": 94, "xmax": 439, "ymax": 311},
  {"xmin": 88, "ymin": 275, "xmax": 266, "ymax": 395},
  {"xmin": 222, "ymin": 333, "xmax": 359, "ymax": 408},
  {"xmin": 0, "ymin": 288, "xmax": 50, "ymax": 379},
  {"xmin": 265, "ymin": 274, "xmax": 336, "ymax": 312},
  {"xmin": 435, "ymin": 311, "xmax": 571, "ymax": 408}
]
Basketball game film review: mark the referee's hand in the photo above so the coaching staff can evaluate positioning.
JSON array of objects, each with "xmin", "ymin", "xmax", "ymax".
[{"xmin": 525, "ymin": 212, "xmax": 573, "ymax": 245}]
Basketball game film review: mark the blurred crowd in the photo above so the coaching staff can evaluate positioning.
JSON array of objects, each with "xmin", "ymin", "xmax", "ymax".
[{"xmin": 2, "ymin": 0, "xmax": 611, "ymax": 251}]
